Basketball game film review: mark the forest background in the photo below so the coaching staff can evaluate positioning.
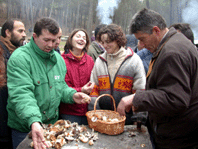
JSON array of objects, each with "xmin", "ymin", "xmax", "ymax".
[{"xmin": 0, "ymin": 0, "xmax": 197, "ymax": 41}]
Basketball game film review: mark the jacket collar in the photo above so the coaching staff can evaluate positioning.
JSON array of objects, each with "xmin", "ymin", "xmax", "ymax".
[
  {"xmin": 30, "ymin": 37, "xmax": 57, "ymax": 63},
  {"xmin": 0, "ymin": 36, "xmax": 16, "ymax": 54},
  {"xmin": 153, "ymin": 27, "xmax": 177, "ymax": 58},
  {"xmin": 62, "ymin": 50, "xmax": 87, "ymax": 64},
  {"xmin": 99, "ymin": 47, "xmax": 133, "ymax": 62}
]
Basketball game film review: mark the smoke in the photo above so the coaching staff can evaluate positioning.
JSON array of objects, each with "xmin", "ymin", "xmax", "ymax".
[
  {"xmin": 97, "ymin": 0, "xmax": 120, "ymax": 24},
  {"xmin": 182, "ymin": 0, "xmax": 198, "ymax": 39}
]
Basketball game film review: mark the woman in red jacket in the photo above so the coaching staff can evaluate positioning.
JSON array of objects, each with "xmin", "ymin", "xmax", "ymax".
[{"xmin": 59, "ymin": 28, "xmax": 95, "ymax": 125}]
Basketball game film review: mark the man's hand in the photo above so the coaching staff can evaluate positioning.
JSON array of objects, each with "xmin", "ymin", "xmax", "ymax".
[
  {"xmin": 73, "ymin": 92, "xmax": 91, "ymax": 104},
  {"xmin": 81, "ymin": 81, "xmax": 95, "ymax": 94},
  {"xmin": 117, "ymin": 94, "xmax": 135, "ymax": 116},
  {"xmin": 31, "ymin": 122, "xmax": 48, "ymax": 149}
]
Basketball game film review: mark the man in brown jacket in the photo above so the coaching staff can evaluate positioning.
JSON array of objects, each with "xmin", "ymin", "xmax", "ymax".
[
  {"xmin": 117, "ymin": 8, "xmax": 198, "ymax": 149},
  {"xmin": 0, "ymin": 18, "xmax": 26, "ymax": 149}
]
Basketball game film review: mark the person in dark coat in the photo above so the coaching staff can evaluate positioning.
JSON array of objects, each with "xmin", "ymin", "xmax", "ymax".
[
  {"xmin": 0, "ymin": 18, "xmax": 26, "ymax": 149},
  {"xmin": 54, "ymin": 27, "xmax": 62, "ymax": 54},
  {"xmin": 169, "ymin": 23, "xmax": 194, "ymax": 44},
  {"xmin": 125, "ymin": 34, "xmax": 138, "ymax": 51},
  {"xmin": 137, "ymin": 48, "xmax": 152, "ymax": 74},
  {"xmin": 117, "ymin": 8, "xmax": 198, "ymax": 149},
  {"xmin": 87, "ymin": 24, "xmax": 107, "ymax": 61},
  {"xmin": 170, "ymin": 23, "xmax": 198, "ymax": 50}
]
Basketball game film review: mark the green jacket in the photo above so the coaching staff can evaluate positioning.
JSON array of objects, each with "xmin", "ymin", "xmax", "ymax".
[{"xmin": 7, "ymin": 37, "xmax": 76, "ymax": 132}]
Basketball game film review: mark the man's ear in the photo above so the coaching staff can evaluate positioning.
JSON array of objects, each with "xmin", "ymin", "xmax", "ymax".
[
  {"xmin": 5, "ymin": 29, "xmax": 11, "ymax": 39},
  {"xmin": 32, "ymin": 33, "xmax": 37, "ymax": 39},
  {"xmin": 152, "ymin": 26, "xmax": 160, "ymax": 35}
]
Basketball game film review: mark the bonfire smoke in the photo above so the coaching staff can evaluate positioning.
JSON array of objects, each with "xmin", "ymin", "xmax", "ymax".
[
  {"xmin": 182, "ymin": 0, "xmax": 198, "ymax": 39},
  {"xmin": 97, "ymin": 0, "xmax": 120, "ymax": 24}
]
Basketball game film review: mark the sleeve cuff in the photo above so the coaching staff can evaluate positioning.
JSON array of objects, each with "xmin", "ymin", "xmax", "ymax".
[{"xmin": 27, "ymin": 116, "xmax": 42, "ymax": 129}]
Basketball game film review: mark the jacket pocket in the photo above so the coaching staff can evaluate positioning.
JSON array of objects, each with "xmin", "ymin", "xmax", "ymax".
[
  {"xmin": 33, "ymin": 74, "xmax": 48, "ymax": 86},
  {"xmin": 32, "ymin": 74, "xmax": 49, "ymax": 108}
]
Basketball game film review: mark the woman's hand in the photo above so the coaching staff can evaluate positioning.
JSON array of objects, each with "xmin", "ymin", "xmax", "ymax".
[{"xmin": 81, "ymin": 81, "xmax": 95, "ymax": 94}]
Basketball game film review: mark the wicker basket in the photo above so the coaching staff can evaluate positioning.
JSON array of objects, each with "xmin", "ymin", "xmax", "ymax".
[{"xmin": 86, "ymin": 94, "xmax": 126, "ymax": 135}]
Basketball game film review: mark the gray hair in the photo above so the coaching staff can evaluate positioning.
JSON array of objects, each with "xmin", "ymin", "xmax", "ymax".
[{"xmin": 130, "ymin": 8, "xmax": 167, "ymax": 34}]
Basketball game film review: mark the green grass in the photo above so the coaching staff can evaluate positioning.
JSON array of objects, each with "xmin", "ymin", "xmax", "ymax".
[{"xmin": 59, "ymin": 41, "xmax": 66, "ymax": 52}]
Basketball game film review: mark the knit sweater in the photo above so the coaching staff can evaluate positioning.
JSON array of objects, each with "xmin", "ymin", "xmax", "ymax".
[
  {"xmin": 107, "ymin": 47, "xmax": 126, "ymax": 83},
  {"xmin": 88, "ymin": 47, "xmax": 146, "ymax": 124}
]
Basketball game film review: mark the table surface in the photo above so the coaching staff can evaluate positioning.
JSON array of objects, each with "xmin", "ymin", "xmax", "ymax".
[{"xmin": 17, "ymin": 125, "xmax": 152, "ymax": 149}]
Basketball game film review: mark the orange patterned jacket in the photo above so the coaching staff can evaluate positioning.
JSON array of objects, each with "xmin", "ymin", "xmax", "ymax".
[{"xmin": 88, "ymin": 48, "xmax": 146, "ymax": 124}]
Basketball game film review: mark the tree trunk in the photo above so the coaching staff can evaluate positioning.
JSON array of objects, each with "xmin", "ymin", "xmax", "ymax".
[
  {"xmin": 75, "ymin": 1, "xmax": 80, "ymax": 28},
  {"xmin": 87, "ymin": 0, "xmax": 93, "ymax": 37},
  {"xmin": 146, "ymin": 0, "xmax": 150, "ymax": 9},
  {"xmin": 49, "ymin": 0, "xmax": 54, "ymax": 18},
  {"xmin": 170, "ymin": 0, "xmax": 173, "ymax": 25}
]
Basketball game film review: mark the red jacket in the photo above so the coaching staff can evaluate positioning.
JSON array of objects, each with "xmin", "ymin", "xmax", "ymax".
[{"xmin": 59, "ymin": 51, "xmax": 94, "ymax": 116}]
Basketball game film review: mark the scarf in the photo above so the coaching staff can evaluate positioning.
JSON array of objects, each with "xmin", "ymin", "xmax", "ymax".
[
  {"xmin": 0, "ymin": 36, "xmax": 16, "ymax": 54},
  {"xmin": 69, "ymin": 49, "xmax": 84, "ymax": 61}
]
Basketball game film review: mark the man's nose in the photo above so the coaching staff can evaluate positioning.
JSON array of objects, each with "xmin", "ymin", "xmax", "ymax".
[
  {"xmin": 23, "ymin": 31, "xmax": 26, "ymax": 37},
  {"xmin": 48, "ymin": 41, "xmax": 53, "ymax": 47}
]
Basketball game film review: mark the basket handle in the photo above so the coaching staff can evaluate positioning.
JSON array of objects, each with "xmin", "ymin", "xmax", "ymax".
[{"xmin": 94, "ymin": 94, "xmax": 116, "ymax": 112}]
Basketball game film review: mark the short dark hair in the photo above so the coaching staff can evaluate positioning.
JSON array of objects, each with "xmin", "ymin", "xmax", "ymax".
[
  {"xmin": 97, "ymin": 24, "xmax": 127, "ymax": 48},
  {"xmin": 1, "ymin": 18, "xmax": 23, "ymax": 38},
  {"xmin": 130, "ymin": 8, "xmax": 167, "ymax": 34},
  {"xmin": 169, "ymin": 23, "xmax": 194, "ymax": 44},
  {"xmin": 94, "ymin": 24, "xmax": 107, "ymax": 40},
  {"xmin": 34, "ymin": 17, "xmax": 59, "ymax": 36},
  {"xmin": 64, "ymin": 28, "xmax": 90, "ymax": 53}
]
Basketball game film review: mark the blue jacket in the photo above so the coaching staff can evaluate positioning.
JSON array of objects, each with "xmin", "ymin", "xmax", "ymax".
[{"xmin": 137, "ymin": 48, "xmax": 153, "ymax": 74}]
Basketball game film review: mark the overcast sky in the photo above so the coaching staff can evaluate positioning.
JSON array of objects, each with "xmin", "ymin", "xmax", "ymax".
[{"xmin": 97, "ymin": 0, "xmax": 120, "ymax": 24}]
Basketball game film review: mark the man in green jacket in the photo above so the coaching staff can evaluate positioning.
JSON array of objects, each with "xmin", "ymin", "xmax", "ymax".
[{"xmin": 7, "ymin": 17, "xmax": 91, "ymax": 149}]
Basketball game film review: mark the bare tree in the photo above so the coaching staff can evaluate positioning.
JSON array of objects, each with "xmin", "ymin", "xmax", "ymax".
[{"xmin": 146, "ymin": 0, "xmax": 150, "ymax": 9}]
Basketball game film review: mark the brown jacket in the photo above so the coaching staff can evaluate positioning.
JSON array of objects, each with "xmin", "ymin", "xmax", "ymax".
[
  {"xmin": 133, "ymin": 28, "xmax": 198, "ymax": 148},
  {"xmin": 0, "ymin": 36, "xmax": 16, "ymax": 143},
  {"xmin": 0, "ymin": 48, "xmax": 5, "ymax": 88},
  {"xmin": 0, "ymin": 36, "xmax": 16, "ymax": 87}
]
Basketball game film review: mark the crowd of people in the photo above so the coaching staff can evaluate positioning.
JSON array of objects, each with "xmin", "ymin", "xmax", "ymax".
[{"xmin": 0, "ymin": 8, "xmax": 198, "ymax": 149}]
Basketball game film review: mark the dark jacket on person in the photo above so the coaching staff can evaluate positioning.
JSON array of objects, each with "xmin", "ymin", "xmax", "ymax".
[
  {"xmin": 126, "ymin": 34, "xmax": 138, "ymax": 50},
  {"xmin": 0, "ymin": 36, "xmax": 16, "ymax": 148},
  {"xmin": 137, "ymin": 48, "xmax": 153, "ymax": 74},
  {"xmin": 54, "ymin": 47, "xmax": 61, "ymax": 54},
  {"xmin": 133, "ymin": 27, "xmax": 198, "ymax": 148},
  {"xmin": 87, "ymin": 41, "xmax": 105, "ymax": 62}
]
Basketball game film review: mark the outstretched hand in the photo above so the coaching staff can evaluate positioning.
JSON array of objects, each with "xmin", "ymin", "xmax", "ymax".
[
  {"xmin": 31, "ymin": 122, "xmax": 48, "ymax": 149},
  {"xmin": 73, "ymin": 92, "xmax": 91, "ymax": 104}
]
